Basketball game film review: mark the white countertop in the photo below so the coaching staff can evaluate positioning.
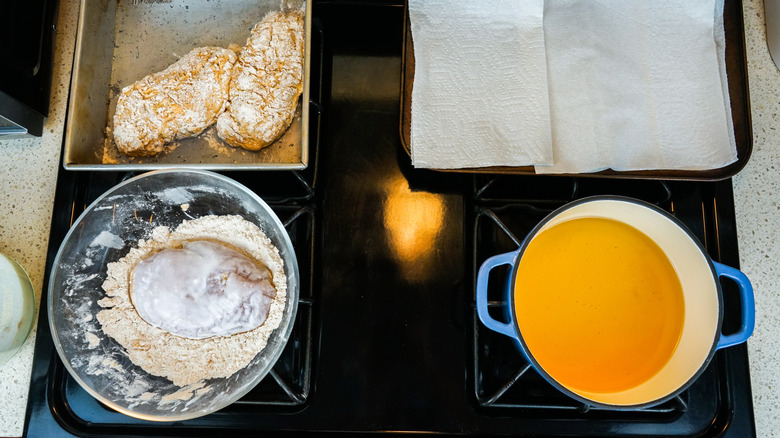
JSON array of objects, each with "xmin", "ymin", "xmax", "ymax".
[
  {"xmin": 0, "ymin": 0, "xmax": 78, "ymax": 435},
  {"xmin": 734, "ymin": 2, "xmax": 780, "ymax": 436},
  {"xmin": 1, "ymin": 1, "xmax": 779, "ymax": 436}
]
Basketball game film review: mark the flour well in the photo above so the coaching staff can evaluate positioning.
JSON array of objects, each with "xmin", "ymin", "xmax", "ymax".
[{"xmin": 97, "ymin": 215, "xmax": 287, "ymax": 387}]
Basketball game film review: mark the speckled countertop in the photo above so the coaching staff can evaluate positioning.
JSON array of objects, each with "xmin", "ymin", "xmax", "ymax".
[
  {"xmin": 1, "ymin": 1, "xmax": 779, "ymax": 437},
  {"xmin": 0, "ymin": 1, "xmax": 78, "ymax": 436},
  {"xmin": 734, "ymin": 2, "xmax": 780, "ymax": 436}
]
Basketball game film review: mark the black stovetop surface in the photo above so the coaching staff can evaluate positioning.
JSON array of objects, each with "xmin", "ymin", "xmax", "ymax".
[{"xmin": 25, "ymin": 2, "xmax": 755, "ymax": 436}]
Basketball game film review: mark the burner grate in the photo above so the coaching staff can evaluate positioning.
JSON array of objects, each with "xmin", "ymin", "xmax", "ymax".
[
  {"xmin": 54, "ymin": 202, "xmax": 317, "ymax": 419},
  {"xmin": 234, "ymin": 205, "xmax": 316, "ymax": 408},
  {"xmin": 473, "ymin": 174, "xmax": 673, "ymax": 207},
  {"xmin": 470, "ymin": 201, "xmax": 688, "ymax": 419}
]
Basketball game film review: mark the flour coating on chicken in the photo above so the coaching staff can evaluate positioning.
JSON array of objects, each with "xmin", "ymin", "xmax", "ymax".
[
  {"xmin": 216, "ymin": 10, "xmax": 305, "ymax": 151},
  {"xmin": 113, "ymin": 47, "xmax": 237, "ymax": 156}
]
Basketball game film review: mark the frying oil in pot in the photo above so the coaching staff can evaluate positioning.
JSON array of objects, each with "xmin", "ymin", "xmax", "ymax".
[{"xmin": 514, "ymin": 218, "xmax": 685, "ymax": 394}]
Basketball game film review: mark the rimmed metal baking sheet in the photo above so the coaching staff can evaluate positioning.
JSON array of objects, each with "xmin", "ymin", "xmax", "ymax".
[
  {"xmin": 64, "ymin": 0, "xmax": 311, "ymax": 171},
  {"xmin": 399, "ymin": 0, "xmax": 752, "ymax": 181}
]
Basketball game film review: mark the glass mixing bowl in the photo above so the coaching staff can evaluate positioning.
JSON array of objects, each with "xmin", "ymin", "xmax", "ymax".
[{"xmin": 48, "ymin": 169, "xmax": 299, "ymax": 421}]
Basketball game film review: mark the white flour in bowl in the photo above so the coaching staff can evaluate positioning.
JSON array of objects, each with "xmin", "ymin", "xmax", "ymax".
[{"xmin": 96, "ymin": 214, "xmax": 286, "ymax": 387}]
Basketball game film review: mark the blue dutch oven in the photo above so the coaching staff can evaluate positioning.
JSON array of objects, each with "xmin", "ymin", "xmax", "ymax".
[{"xmin": 476, "ymin": 196, "xmax": 754, "ymax": 409}]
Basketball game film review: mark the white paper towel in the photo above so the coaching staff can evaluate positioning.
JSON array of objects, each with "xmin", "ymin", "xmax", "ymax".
[
  {"xmin": 535, "ymin": 0, "xmax": 737, "ymax": 174},
  {"xmin": 409, "ymin": 0, "xmax": 737, "ymax": 174},
  {"xmin": 408, "ymin": 0, "xmax": 552, "ymax": 169}
]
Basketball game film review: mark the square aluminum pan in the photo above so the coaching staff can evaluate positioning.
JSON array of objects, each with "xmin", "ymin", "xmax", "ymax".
[{"xmin": 64, "ymin": 0, "xmax": 311, "ymax": 171}]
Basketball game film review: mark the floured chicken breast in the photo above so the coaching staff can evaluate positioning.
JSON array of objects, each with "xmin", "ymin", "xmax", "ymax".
[
  {"xmin": 97, "ymin": 215, "xmax": 288, "ymax": 387},
  {"xmin": 130, "ymin": 240, "xmax": 277, "ymax": 340},
  {"xmin": 113, "ymin": 46, "xmax": 237, "ymax": 156},
  {"xmin": 217, "ymin": 10, "xmax": 305, "ymax": 151}
]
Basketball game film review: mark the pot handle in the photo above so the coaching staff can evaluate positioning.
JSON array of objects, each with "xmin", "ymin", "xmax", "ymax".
[
  {"xmin": 713, "ymin": 261, "xmax": 756, "ymax": 349},
  {"xmin": 476, "ymin": 252, "xmax": 517, "ymax": 339}
]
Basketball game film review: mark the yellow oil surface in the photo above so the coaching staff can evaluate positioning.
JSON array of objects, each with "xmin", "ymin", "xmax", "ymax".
[{"xmin": 514, "ymin": 217, "xmax": 685, "ymax": 394}]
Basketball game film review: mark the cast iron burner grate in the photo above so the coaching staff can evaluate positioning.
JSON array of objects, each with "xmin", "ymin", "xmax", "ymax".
[
  {"xmin": 233, "ymin": 204, "xmax": 315, "ymax": 408},
  {"xmin": 51, "ymin": 185, "xmax": 317, "ymax": 417},
  {"xmin": 469, "ymin": 175, "xmax": 693, "ymax": 419},
  {"xmin": 472, "ymin": 174, "xmax": 674, "ymax": 206}
]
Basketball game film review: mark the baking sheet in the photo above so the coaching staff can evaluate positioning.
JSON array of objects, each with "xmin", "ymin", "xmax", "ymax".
[
  {"xmin": 399, "ymin": 0, "xmax": 752, "ymax": 181},
  {"xmin": 64, "ymin": 0, "xmax": 311, "ymax": 171}
]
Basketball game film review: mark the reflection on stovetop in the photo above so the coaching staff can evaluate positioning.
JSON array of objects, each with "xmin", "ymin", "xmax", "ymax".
[{"xmin": 25, "ymin": 1, "xmax": 754, "ymax": 436}]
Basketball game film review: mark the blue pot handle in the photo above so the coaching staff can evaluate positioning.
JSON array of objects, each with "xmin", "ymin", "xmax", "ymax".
[
  {"xmin": 714, "ymin": 261, "xmax": 755, "ymax": 349},
  {"xmin": 476, "ymin": 251, "xmax": 518, "ymax": 339}
]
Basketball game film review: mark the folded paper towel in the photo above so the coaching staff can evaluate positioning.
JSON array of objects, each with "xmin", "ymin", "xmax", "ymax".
[
  {"xmin": 408, "ymin": 0, "xmax": 737, "ymax": 174},
  {"xmin": 536, "ymin": 0, "xmax": 736, "ymax": 174},
  {"xmin": 408, "ymin": 0, "xmax": 553, "ymax": 169}
]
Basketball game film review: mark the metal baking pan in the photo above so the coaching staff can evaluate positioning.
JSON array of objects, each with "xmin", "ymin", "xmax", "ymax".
[
  {"xmin": 400, "ymin": 0, "xmax": 752, "ymax": 181},
  {"xmin": 64, "ymin": 0, "xmax": 311, "ymax": 171}
]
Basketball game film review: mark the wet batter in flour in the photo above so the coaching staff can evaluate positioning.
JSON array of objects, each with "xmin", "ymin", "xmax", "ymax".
[{"xmin": 97, "ymin": 215, "xmax": 286, "ymax": 387}]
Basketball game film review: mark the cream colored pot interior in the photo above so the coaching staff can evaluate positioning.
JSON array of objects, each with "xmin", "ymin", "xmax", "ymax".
[{"xmin": 532, "ymin": 199, "xmax": 720, "ymax": 407}]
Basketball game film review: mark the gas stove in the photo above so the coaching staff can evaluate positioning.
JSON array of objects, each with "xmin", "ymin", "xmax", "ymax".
[{"xmin": 25, "ymin": 1, "xmax": 755, "ymax": 436}]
